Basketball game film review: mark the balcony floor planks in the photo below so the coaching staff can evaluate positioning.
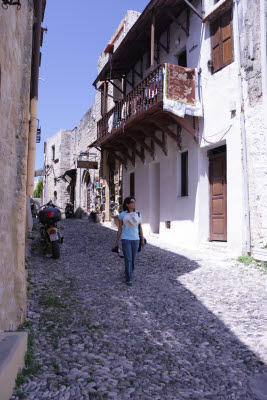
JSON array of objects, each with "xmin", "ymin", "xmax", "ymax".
[{"xmin": 98, "ymin": 101, "xmax": 164, "ymax": 146}]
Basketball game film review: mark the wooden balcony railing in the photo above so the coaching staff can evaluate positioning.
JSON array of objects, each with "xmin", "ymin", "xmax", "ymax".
[{"xmin": 97, "ymin": 64, "xmax": 164, "ymax": 142}]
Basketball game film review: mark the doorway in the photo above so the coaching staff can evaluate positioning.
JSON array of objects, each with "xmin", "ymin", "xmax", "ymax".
[
  {"xmin": 208, "ymin": 149, "xmax": 227, "ymax": 241},
  {"xmin": 149, "ymin": 163, "xmax": 160, "ymax": 233}
]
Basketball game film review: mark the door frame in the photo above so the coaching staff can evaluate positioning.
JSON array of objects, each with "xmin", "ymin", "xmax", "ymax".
[{"xmin": 209, "ymin": 151, "xmax": 227, "ymax": 241}]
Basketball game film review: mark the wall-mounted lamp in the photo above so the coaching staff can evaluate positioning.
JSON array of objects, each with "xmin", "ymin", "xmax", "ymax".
[{"xmin": 1, "ymin": 0, "xmax": 21, "ymax": 10}]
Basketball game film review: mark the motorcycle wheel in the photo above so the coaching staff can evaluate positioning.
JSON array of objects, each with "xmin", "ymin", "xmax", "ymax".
[{"xmin": 51, "ymin": 241, "xmax": 60, "ymax": 259}]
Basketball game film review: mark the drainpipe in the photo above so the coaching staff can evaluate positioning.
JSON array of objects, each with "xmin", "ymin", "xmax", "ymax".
[
  {"xmin": 234, "ymin": 0, "xmax": 251, "ymax": 253},
  {"xmin": 26, "ymin": 0, "xmax": 42, "ymax": 196}
]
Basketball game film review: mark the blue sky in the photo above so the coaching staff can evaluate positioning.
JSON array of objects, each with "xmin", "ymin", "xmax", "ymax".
[{"xmin": 36, "ymin": 0, "xmax": 149, "ymax": 170}]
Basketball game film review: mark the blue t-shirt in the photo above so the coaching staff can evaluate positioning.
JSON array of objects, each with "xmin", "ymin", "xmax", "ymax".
[{"xmin": 119, "ymin": 210, "xmax": 141, "ymax": 240}]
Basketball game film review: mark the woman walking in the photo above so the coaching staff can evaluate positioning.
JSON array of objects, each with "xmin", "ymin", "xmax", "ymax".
[{"xmin": 113, "ymin": 197, "xmax": 145, "ymax": 286}]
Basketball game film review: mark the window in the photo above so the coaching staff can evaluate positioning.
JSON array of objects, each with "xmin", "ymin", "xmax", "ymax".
[
  {"xmin": 181, "ymin": 151, "xmax": 188, "ymax": 197},
  {"xmin": 52, "ymin": 145, "xmax": 55, "ymax": 161},
  {"xmin": 130, "ymin": 172, "xmax": 135, "ymax": 198},
  {"xmin": 210, "ymin": 9, "xmax": 233, "ymax": 73},
  {"xmin": 177, "ymin": 50, "xmax": 187, "ymax": 67}
]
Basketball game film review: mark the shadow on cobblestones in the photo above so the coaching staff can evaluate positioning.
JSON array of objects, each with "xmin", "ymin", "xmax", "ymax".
[{"xmin": 12, "ymin": 219, "xmax": 267, "ymax": 400}]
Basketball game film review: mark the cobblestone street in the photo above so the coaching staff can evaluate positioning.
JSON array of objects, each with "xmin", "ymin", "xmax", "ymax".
[{"xmin": 12, "ymin": 219, "xmax": 267, "ymax": 400}]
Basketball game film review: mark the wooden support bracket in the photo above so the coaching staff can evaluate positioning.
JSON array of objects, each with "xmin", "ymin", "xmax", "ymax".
[
  {"xmin": 138, "ymin": 126, "xmax": 167, "ymax": 156},
  {"xmin": 133, "ymin": 67, "xmax": 143, "ymax": 80},
  {"xmin": 167, "ymin": 113, "xmax": 196, "ymax": 138},
  {"xmin": 126, "ymin": 132, "xmax": 155, "ymax": 158},
  {"xmin": 163, "ymin": 9, "xmax": 189, "ymax": 36},
  {"xmin": 151, "ymin": 118, "xmax": 182, "ymax": 150},
  {"xmin": 115, "ymin": 138, "xmax": 144, "ymax": 164},
  {"xmin": 114, "ymin": 143, "xmax": 135, "ymax": 167},
  {"xmin": 105, "ymin": 149, "xmax": 128, "ymax": 169},
  {"xmin": 106, "ymin": 79, "xmax": 124, "ymax": 95}
]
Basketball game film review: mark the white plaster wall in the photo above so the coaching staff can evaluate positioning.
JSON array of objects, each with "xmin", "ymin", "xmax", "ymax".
[
  {"xmin": 120, "ymin": 0, "xmax": 246, "ymax": 255},
  {"xmin": 123, "ymin": 128, "xmax": 203, "ymax": 248}
]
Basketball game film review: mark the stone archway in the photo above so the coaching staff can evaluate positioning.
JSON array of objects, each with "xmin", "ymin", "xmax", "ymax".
[{"xmin": 82, "ymin": 170, "xmax": 91, "ymax": 212}]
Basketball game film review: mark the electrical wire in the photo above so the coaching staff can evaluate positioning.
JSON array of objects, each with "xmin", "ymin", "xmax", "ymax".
[{"xmin": 203, "ymin": 124, "xmax": 232, "ymax": 144}]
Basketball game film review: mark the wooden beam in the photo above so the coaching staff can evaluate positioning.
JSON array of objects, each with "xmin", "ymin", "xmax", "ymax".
[
  {"xmin": 163, "ymin": 9, "xmax": 189, "ymax": 36},
  {"xmin": 106, "ymin": 79, "xmax": 124, "ymax": 95},
  {"xmin": 126, "ymin": 132, "xmax": 154, "ymax": 157},
  {"xmin": 115, "ymin": 138, "xmax": 144, "ymax": 163},
  {"xmin": 151, "ymin": 118, "xmax": 182, "ymax": 149},
  {"xmin": 151, "ymin": 15, "xmax": 155, "ymax": 67},
  {"xmin": 103, "ymin": 82, "xmax": 107, "ymax": 114},
  {"xmin": 183, "ymin": 0, "xmax": 203, "ymax": 20},
  {"xmin": 114, "ymin": 143, "xmax": 135, "ymax": 167},
  {"xmin": 105, "ymin": 149, "xmax": 127, "ymax": 169},
  {"xmin": 138, "ymin": 125, "xmax": 167, "ymax": 155},
  {"xmin": 158, "ymin": 40, "xmax": 168, "ymax": 53},
  {"xmin": 167, "ymin": 113, "xmax": 196, "ymax": 138},
  {"xmin": 133, "ymin": 67, "xmax": 142, "ymax": 80}
]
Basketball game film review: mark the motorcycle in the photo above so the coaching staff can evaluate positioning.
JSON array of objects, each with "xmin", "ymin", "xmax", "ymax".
[
  {"xmin": 38, "ymin": 202, "xmax": 64, "ymax": 259},
  {"xmin": 65, "ymin": 203, "xmax": 74, "ymax": 219}
]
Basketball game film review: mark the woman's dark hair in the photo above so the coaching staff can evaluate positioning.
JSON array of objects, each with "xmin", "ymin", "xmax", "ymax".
[{"xmin": 123, "ymin": 197, "xmax": 136, "ymax": 212}]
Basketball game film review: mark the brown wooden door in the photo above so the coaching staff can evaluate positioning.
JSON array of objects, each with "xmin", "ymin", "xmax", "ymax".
[{"xmin": 209, "ymin": 152, "xmax": 227, "ymax": 241}]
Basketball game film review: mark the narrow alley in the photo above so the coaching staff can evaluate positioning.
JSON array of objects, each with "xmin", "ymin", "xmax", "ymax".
[{"xmin": 12, "ymin": 219, "xmax": 267, "ymax": 400}]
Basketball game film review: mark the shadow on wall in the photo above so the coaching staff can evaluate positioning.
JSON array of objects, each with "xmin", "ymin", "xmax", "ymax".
[{"xmin": 66, "ymin": 221, "xmax": 267, "ymax": 399}]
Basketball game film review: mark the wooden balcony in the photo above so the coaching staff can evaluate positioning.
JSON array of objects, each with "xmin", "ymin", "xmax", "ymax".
[{"xmin": 97, "ymin": 63, "xmax": 201, "ymax": 166}]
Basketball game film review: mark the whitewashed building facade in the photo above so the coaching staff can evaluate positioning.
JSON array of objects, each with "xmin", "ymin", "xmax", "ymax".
[{"xmin": 94, "ymin": 0, "xmax": 267, "ymax": 257}]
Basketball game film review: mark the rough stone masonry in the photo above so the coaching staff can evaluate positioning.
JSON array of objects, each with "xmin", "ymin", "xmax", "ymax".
[{"xmin": 12, "ymin": 219, "xmax": 267, "ymax": 400}]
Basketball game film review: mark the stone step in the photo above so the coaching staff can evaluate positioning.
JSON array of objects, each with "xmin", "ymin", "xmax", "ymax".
[
  {"xmin": 0, "ymin": 332, "xmax": 27, "ymax": 400},
  {"xmin": 199, "ymin": 241, "xmax": 228, "ymax": 254}
]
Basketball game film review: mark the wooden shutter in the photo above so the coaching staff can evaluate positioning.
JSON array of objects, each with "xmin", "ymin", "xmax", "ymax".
[
  {"xmin": 210, "ymin": 9, "xmax": 233, "ymax": 73},
  {"xmin": 211, "ymin": 18, "xmax": 221, "ymax": 72},
  {"xmin": 221, "ymin": 10, "xmax": 233, "ymax": 66}
]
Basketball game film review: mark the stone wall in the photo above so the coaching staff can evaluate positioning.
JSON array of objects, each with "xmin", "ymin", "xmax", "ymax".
[
  {"xmin": 44, "ymin": 129, "xmax": 74, "ymax": 210},
  {"xmin": 0, "ymin": 4, "xmax": 33, "ymax": 331},
  {"xmin": 73, "ymin": 100, "xmax": 101, "ymax": 213},
  {"xmin": 238, "ymin": 0, "xmax": 267, "ymax": 248}
]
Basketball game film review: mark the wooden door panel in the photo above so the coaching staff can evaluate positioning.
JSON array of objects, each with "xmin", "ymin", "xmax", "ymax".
[
  {"xmin": 212, "ymin": 218, "xmax": 225, "ymax": 234},
  {"xmin": 212, "ymin": 158, "xmax": 224, "ymax": 176},
  {"xmin": 212, "ymin": 198, "xmax": 224, "ymax": 215},
  {"xmin": 212, "ymin": 180, "xmax": 223, "ymax": 196},
  {"xmin": 209, "ymin": 152, "xmax": 227, "ymax": 241}
]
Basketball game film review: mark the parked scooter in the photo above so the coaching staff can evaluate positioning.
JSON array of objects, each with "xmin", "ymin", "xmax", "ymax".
[
  {"xmin": 38, "ymin": 202, "xmax": 64, "ymax": 259},
  {"xmin": 65, "ymin": 203, "xmax": 74, "ymax": 219}
]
